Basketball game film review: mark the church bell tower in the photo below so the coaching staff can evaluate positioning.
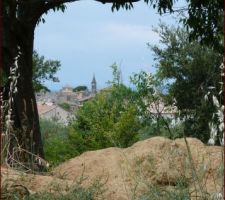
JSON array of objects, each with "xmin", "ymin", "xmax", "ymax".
[{"xmin": 91, "ymin": 75, "xmax": 97, "ymax": 94}]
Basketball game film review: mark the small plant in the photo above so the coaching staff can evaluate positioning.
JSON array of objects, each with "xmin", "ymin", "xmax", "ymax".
[{"xmin": 139, "ymin": 183, "xmax": 190, "ymax": 200}]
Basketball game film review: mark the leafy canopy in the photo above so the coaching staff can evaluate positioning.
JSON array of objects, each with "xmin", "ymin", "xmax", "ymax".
[
  {"xmin": 150, "ymin": 23, "xmax": 223, "ymax": 142},
  {"xmin": 73, "ymin": 85, "xmax": 88, "ymax": 92},
  {"xmin": 69, "ymin": 65, "xmax": 140, "ymax": 152},
  {"xmin": 32, "ymin": 51, "xmax": 61, "ymax": 92}
]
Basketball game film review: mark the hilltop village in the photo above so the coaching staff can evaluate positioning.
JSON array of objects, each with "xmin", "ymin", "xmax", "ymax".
[
  {"xmin": 36, "ymin": 75, "xmax": 97, "ymax": 125},
  {"xmin": 35, "ymin": 74, "xmax": 180, "ymax": 126}
]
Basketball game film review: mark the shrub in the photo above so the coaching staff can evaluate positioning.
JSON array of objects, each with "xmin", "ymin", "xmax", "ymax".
[
  {"xmin": 138, "ymin": 118, "xmax": 185, "ymax": 141},
  {"xmin": 69, "ymin": 85, "xmax": 141, "ymax": 153},
  {"xmin": 40, "ymin": 119, "xmax": 77, "ymax": 166},
  {"xmin": 58, "ymin": 102, "xmax": 71, "ymax": 111}
]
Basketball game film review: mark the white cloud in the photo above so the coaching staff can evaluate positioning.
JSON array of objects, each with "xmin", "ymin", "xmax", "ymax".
[
  {"xmin": 103, "ymin": 22, "xmax": 159, "ymax": 44},
  {"xmin": 35, "ymin": 22, "xmax": 159, "ymax": 56}
]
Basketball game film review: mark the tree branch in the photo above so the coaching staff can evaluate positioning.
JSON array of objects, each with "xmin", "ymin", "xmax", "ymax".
[
  {"xmin": 95, "ymin": 0, "xmax": 140, "ymax": 4},
  {"xmin": 42, "ymin": 0, "xmax": 140, "ymax": 14},
  {"xmin": 42, "ymin": 0, "xmax": 77, "ymax": 13}
]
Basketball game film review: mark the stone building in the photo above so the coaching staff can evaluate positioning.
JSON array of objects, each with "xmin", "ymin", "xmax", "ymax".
[
  {"xmin": 36, "ymin": 76, "xmax": 98, "ymax": 123},
  {"xmin": 37, "ymin": 102, "xmax": 71, "ymax": 125}
]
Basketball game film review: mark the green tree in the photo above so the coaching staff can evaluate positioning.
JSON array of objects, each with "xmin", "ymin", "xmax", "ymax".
[
  {"xmin": 107, "ymin": 63, "xmax": 122, "ymax": 86},
  {"xmin": 130, "ymin": 71, "xmax": 158, "ymax": 122},
  {"xmin": 130, "ymin": 71, "xmax": 175, "ymax": 138},
  {"xmin": 58, "ymin": 102, "xmax": 71, "ymax": 111},
  {"xmin": 3, "ymin": 0, "xmax": 222, "ymax": 168},
  {"xmin": 33, "ymin": 50, "xmax": 61, "ymax": 92},
  {"xmin": 150, "ymin": 23, "xmax": 223, "ymax": 142},
  {"xmin": 73, "ymin": 85, "xmax": 88, "ymax": 92},
  {"xmin": 40, "ymin": 119, "xmax": 76, "ymax": 166},
  {"xmin": 182, "ymin": 0, "xmax": 223, "ymax": 53},
  {"xmin": 69, "ymin": 84, "xmax": 140, "ymax": 153}
]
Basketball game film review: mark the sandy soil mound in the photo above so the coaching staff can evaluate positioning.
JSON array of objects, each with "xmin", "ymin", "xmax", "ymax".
[
  {"xmin": 1, "ymin": 166, "xmax": 73, "ymax": 197},
  {"xmin": 1, "ymin": 137, "xmax": 224, "ymax": 199}
]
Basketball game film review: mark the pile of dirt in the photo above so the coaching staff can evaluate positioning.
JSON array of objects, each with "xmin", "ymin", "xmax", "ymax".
[{"xmin": 1, "ymin": 137, "xmax": 224, "ymax": 199}]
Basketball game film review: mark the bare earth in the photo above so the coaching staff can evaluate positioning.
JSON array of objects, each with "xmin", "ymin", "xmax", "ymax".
[{"xmin": 1, "ymin": 137, "xmax": 224, "ymax": 199}]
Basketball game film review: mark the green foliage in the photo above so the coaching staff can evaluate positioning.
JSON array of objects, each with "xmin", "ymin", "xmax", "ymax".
[
  {"xmin": 26, "ymin": 184, "xmax": 102, "ymax": 200},
  {"xmin": 68, "ymin": 64, "xmax": 141, "ymax": 152},
  {"xmin": 130, "ymin": 70, "xmax": 175, "ymax": 140},
  {"xmin": 58, "ymin": 102, "xmax": 71, "ymax": 111},
  {"xmin": 37, "ymin": 4, "xmax": 67, "ymax": 25},
  {"xmin": 32, "ymin": 51, "xmax": 61, "ymax": 92},
  {"xmin": 111, "ymin": 2, "xmax": 134, "ymax": 11},
  {"xmin": 138, "ymin": 120, "xmax": 185, "ymax": 141},
  {"xmin": 150, "ymin": 23, "xmax": 223, "ymax": 142},
  {"xmin": 69, "ymin": 84, "xmax": 140, "ymax": 153},
  {"xmin": 130, "ymin": 71, "xmax": 159, "ymax": 122},
  {"xmin": 107, "ymin": 63, "xmax": 122, "ymax": 86},
  {"xmin": 111, "ymin": 0, "xmax": 175, "ymax": 13},
  {"xmin": 73, "ymin": 85, "xmax": 88, "ymax": 92},
  {"xmin": 139, "ymin": 182, "xmax": 189, "ymax": 200},
  {"xmin": 40, "ymin": 119, "xmax": 77, "ymax": 166},
  {"xmin": 182, "ymin": 0, "xmax": 223, "ymax": 53}
]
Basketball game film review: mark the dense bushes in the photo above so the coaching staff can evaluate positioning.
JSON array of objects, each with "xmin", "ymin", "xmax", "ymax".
[
  {"xmin": 40, "ymin": 119, "xmax": 77, "ymax": 166},
  {"xmin": 68, "ymin": 85, "xmax": 141, "ymax": 151},
  {"xmin": 58, "ymin": 102, "xmax": 71, "ymax": 111}
]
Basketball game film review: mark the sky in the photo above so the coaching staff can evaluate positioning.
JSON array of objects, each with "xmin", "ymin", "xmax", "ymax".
[{"xmin": 34, "ymin": 0, "xmax": 185, "ymax": 91}]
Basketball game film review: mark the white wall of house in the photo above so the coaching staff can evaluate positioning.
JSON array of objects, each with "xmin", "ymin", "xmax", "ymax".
[{"xmin": 39, "ymin": 106, "xmax": 71, "ymax": 125}]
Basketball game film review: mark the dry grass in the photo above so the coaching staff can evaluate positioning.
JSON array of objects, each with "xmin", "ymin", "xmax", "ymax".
[{"xmin": 1, "ymin": 136, "xmax": 224, "ymax": 200}]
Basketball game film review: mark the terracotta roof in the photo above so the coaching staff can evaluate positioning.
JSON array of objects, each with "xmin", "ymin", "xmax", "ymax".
[{"xmin": 37, "ymin": 103, "xmax": 56, "ymax": 115}]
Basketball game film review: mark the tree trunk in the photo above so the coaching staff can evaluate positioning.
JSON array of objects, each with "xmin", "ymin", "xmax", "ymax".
[{"xmin": 3, "ymin": 12, "xmax": 44, "ymax": 170}]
